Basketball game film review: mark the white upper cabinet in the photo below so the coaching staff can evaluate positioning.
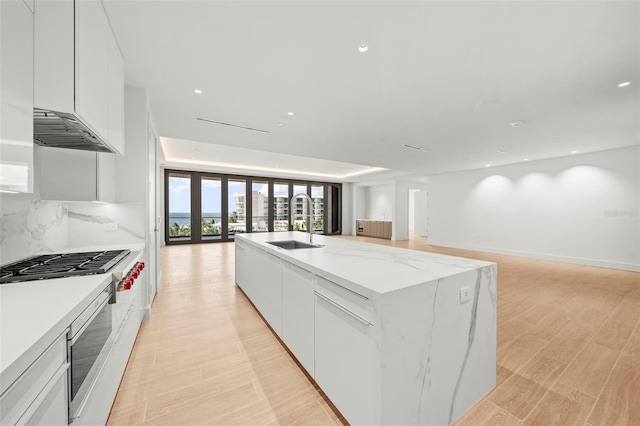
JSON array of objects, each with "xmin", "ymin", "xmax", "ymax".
[
  {"xmin": 75, "ymin": 0, "xmax": 109, "ymax": 145},
  {"xmin": 0, "ymin": 0, "xmax": 34, "ymax": 193},
  {"xmin": 34, "ymin": 0, "xmax": 125, "ymax": 155},
  {"xmin": 107, "ymin": 29, "xmax": 125, "ymax": 154}
]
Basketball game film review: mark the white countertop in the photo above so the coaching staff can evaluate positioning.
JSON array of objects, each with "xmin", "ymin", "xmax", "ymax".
[
  {"xmin": 0, "ymin": 242, "xmax": 145, "ymax": 395},
  {"xmin": 235, "ymin": 232, "xmax": 494, "ymax": 294}
]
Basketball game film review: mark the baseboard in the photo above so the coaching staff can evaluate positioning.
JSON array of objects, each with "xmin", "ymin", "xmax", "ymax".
[{"xmin": 427, "ymin": 240, "xmax": 640, "ymax": 272}]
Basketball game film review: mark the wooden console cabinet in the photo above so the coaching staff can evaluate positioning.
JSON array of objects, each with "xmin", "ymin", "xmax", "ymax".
[{"xmin": 356, "ymin": 220, "xmax": 392, "ymax": 239}]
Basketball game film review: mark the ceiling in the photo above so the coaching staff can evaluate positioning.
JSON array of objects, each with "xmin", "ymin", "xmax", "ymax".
[{"xmin": 103, "ymin": 1, "xmax": 639, "ymax": 181}]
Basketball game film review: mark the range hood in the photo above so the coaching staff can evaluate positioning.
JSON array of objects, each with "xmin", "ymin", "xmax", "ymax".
[
  {"xmin": 32, "ymin": 0, "xmax": 121, "ymax": 155},
  {"xmin": 33, "ymin": 109, "xmax": 115, "ymax": 153}
]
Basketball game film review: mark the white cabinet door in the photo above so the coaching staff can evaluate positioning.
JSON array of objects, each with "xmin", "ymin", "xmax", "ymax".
[
  {"xmin": 0, "ymin": 0, "xmax": 34, "ymax": 193},
  {"xmin": 107, "ymin": 26, "xmax": 125, "ymax": 155},
  {"xmin": 75, "ymin": 0, "xmax": 109, "ymax": 142},
  {"xmin": 255, "ymin": 251, "xmax": 283, "ymax": 337},
  {"xmin": 37, "ymin": 147, "xmax": 115, "ymax": 202},
  {"xmin": 235, "ymin": 240, "xmax": 259, "ymax": 301},
  {"xmin": 282, "ymin": 261, "xmax": 315, "ymax": 376},
  {"xmin": 23, "ymin": 363, "xmax": 69, "ymax": 426},
  {"xmin": 315, "ymin": 292, "xmax": 377, "ymax": 425},
  {"xmin": 235, "ymin": 242, "xmax": 283, "ymax": 337},
  {"xmin": 0, "ymin": 333, "xmax": 68, "ymax": 426}
]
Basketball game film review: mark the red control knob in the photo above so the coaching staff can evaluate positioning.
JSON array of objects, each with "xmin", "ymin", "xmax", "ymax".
[
  {"xmin": 139, "ymin": 262, "xmax": 145, "ymax": 270},
  {"xmin": 124, "ymin": 278, "xmax": 133, "ymax": 289},
  {"xmin": 133, "ymin": 270, "xmax": 139, "ymax": 279}
]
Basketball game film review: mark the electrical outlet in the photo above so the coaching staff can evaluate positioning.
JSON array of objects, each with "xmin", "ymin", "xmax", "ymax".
[
  {"xmin": 459, "ymin": 286, "xmax": 472, "ymax": 303},
  {"xmin": 103, "ymin": 222, "xmax": 119, "ymax": 232}
]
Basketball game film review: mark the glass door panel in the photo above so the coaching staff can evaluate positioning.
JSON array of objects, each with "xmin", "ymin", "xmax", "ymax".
[
  {"xmin": 201, "ymin": 176, "xmax": 222, "ymax": 240},
  {"xmin": 251, "ymin": 180, "xmax": 269, "ymax": 232},
  {"xmin": 167, "ymin": 172, "xmax": 191, "ymax": 242},
  {"xmin": 273, "ymin": 182, "xmax": 290, "ymax": 232},
  {"xmin": 228, "ymin": 179, "xmax": 247, "ymax": 238},
  {"xmin": 292, "ymin": 184, "xmax": 308, "ymax": 231},
  {"xmin": 312, "ymin": 185, "xmax": 325, "ymax": 233}
]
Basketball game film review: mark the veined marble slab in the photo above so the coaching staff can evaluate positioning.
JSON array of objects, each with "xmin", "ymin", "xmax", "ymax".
[{"xmin": 236, "ymin": 232, "xmax": 493, "ymax": 294}]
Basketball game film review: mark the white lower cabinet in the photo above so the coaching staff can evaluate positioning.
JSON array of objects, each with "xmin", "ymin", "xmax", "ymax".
[
  {"xmin": 235, "ymin": 240, "xmax": 380, "ymax": 425},
  {"xmin": 314, "ymin": 291, "xmax": 378, "ymax": 426},
  {"xmin": 0, "ymin": 332, "xmax": 68, "ymax": 426},
  {"xmin": 254, "ymin": 251, "xmax": 283, "ymax": 337},
  {"xmin": 235, "ymin": 240, "xmax": 257, "ymax": 300},
  {"xmin": 282, "ymin": 261, "xmax": 315, "ymax": 376},
  {"xmin": 235, "ymin": 241, "xmax": 282, "ymax": 337},
  {"xmin": 23, "ymin": 365, "xmax": 68, "ymax": 426}
]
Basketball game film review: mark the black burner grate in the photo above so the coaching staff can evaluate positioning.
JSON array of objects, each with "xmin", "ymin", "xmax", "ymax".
[{"xmin": 0, "ymin": 249, "xmax": 131, "ymax": 284}]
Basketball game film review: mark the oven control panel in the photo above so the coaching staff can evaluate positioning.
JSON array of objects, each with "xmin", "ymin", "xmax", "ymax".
[{"xmin": 116, "ymin": 262, "xmax": 145, "ymax": 292}]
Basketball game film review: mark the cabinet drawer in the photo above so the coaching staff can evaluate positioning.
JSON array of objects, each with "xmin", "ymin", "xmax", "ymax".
[
  {"xmin": 0, "ymin": 331, "xmax": 67, "ymax": 426},
  {"xmin": 315, "ymin": 276, "xmax": 374, "ymax": 325}
]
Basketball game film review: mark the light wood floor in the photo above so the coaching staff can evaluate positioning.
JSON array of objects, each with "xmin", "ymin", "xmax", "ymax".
[{"xmin": 108, "ymin": 235, "xmax": 640, "ymax": 425}]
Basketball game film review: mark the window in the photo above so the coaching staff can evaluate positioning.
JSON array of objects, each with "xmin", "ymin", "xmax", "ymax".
[
  {"xmin": 164, "ymin": 170, "xmax": 341, "ymax": 244},
  {"xmin": 167, "ymin": 172, "xmax": 191, "ymax": 242},
  {"xmin": 201, "ymin": 176, "xmax": 222, "ymax": 240},
  {"xmin": 273, "ymin": 182, "xmax": 290, "ymax": 232},
  {"xmin": 227, "ymin": 179, "xmax": 247, "ymax": 239},
  {"xmin": 251, "ymin": 180, "xmax": 269, "ymax": 232},
  {"xmin": 292, "ymin": 183, "xmax": 308, "ymax": 232},
  {"xmin": 312, "ymin": 185, "xmax": 325, "ymax": 233}
]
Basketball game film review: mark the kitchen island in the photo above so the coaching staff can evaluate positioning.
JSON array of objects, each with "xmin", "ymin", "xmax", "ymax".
[{"xmin": 235, "ymin": 232, "xmax": 496, "ymax": 425}]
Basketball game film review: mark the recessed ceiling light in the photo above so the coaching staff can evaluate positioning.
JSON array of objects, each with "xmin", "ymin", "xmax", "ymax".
[
  {"xmin": 571, "ymin": 150, "xmax": 578, "ymax": 154},
  {"xmin": 194, "ymin": 89, "xmax": 203, "ymax": 94},
  {"xmin": 358, "ymin": 44, "xmax": 368, "ymax": 53},
  {"xmin": 287, "ymin": 112, "xmax": 294, "ymax": 116},
  {"xmin": 497, "ymin": 150, "xmax": 506, "ymax": 154},
  {"xmin": 485, "ymin": 164, "xmax": 491, "ymax": 167},
  {"xmin": 618, "ymin": 81, "xmax": 631, "ymax": 87},
  {"xmin": 523, "ymin": 158, "xmax": 529, "ymax": 161},
  {"xmin": 277, "ymin": 122, "xmax": 284, "ymax": 126},
  {"xmin": 509, "ymin": 121, "xmax": 523, "ymax": 128}
]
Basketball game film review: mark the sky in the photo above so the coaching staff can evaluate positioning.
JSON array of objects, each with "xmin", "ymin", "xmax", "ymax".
[{"xmin": 168, "ymin": 176, "xmax": 324, "ymax": 214}]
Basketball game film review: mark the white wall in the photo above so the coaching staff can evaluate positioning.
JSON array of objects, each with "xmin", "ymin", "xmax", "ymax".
[
  {"xmin": 414, "ymin": 190, "xmax": 429, "ymax": 237},
  {"xmin": 408, "ymin": 189, "xmax": 417, "ymax": 231},
  {"xmin": 393, "ymin": 181, "xmax": 409, "ymax": 241},
  {"xmin": 365, "ymin": 184, "xmax": 394, "ymax": 220},
  {"xmin": 341, "ymin": 183, "xmax": 354, "ymax": 235},
  {"xmin": 428, "ymin": 146, "xmax": 640, "ymax": 271}
]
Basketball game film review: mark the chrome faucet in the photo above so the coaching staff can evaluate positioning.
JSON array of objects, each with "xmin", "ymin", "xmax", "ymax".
[{"xmin": 290, "ymin": 193, "xmax": 313, "ymax": 243}]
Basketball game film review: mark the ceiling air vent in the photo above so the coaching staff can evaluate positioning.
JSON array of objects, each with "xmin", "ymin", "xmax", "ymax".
[{"xmin": 196, "ymin": 117, "xmax": 269, "ymax": 133}]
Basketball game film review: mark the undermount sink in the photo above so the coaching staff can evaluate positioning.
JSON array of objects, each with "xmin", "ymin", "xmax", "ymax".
[{"xmin": 266, "ymin": 240, "xmax": 323, "ymax": 250}]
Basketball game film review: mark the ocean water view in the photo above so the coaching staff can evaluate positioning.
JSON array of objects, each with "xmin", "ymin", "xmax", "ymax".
[{"xmin": 169, "ymin": 213, "xmax": 222, "ymax": 226}]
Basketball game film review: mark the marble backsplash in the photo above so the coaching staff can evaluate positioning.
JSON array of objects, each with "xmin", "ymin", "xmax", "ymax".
[
  {"xmin": 67, "ymin": 203, "xmax": 145, "ymax": 247},
  {"xmin": 0, "ymin": 195, "xmax": 69, "ymax": 264},
  {"xmin": 1, "ymin": 193, "xmax": 145, "ymax": 265}
]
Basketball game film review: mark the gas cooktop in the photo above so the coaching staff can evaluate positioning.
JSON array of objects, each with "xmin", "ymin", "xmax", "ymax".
[{"xmin": 0, "ymin": 250, "xmax": 131, "ymax": 284}]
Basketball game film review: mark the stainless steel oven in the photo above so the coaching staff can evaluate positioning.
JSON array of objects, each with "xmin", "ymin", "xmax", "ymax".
[{"xmin": 67, "ymin": 282, "xmax": 114, "ymax": 423}]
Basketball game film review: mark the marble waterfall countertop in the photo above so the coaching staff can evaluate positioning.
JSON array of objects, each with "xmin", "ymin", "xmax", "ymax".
[
  {"xmin": 236, "ymin": 232, "xmax": 497, "ymax": 424},
  {"xmin": 235, "ymin": 232, "xmax": 494, "ymax": 294},
  {"xmin": 0, "ymin": 242, "xmax": 145, "ymax": 395}
]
